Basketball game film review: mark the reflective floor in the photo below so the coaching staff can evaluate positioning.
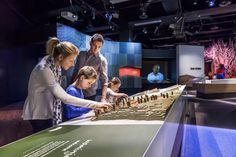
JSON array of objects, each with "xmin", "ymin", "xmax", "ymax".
[{"xmin": 182, "ymin": 93, "xmax": 236, "ymax": 157}]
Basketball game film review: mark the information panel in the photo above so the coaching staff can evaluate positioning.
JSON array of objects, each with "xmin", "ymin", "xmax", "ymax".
[{"xmin": 0, "ymin": 124, "xmax": 160, "ymax": 157}]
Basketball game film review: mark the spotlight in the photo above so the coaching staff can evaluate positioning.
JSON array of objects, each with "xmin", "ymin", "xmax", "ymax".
[
  {"xmin": 61, "ymin": 11, "xmax": 78, "ymax": 22},
  {"xmin": 219, "ymin": 0, "xmax": 232, "ymax": 7},
  {"xmin": 139, "ymin": 11, "xmax": 148, "ymax": 19},
  {"xmin": 142, "ymin": 27, "xmax": 148, "ymax": 34},
  {"xmin": 208, "ymin": 0, "xmax": 215, "ymax": 7},
  {"xmin": 169, "ymin": 24, "xmax": 176, "ymax": 29},
  {"xmin": 193, "ymin": 0, "xmax": 198, "ymax": 5},
  {"xmin": 139, "ymin": 3, "xmax": 148, "ymax": 19},
  {"xmin": 109, "ymin": 4, "xmax": 115, "ymax": 10},
  {"xmin": 109, "ymin": 25, "xmax": 115, "ymax": 31},
  {"xmin": 105, "ymin": 12, "xmax": 113, "ymax": 22}
]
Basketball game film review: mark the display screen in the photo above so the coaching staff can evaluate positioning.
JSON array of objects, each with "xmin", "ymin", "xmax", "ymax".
[{"xmin": 142, "ymin": 59, "xmax": 177, "ymax": 84}]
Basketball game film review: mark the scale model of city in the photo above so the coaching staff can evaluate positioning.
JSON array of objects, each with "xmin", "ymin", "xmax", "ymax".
[{"xmin": 96, "ymin": 85, "xmax": 184, "ymax": 121}]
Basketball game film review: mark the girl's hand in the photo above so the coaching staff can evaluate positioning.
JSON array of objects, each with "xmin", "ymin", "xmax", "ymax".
[
  {"xmin": 100, "ymin": 97, "xmax": 107, "ymax": 103},
  {"xmin": 122, "ymin": 93, "xmax": 129, "ymax": 99},
  {"xmin": 93, "ymin": 102, "xmax": 113, "ymax": 116},
  {"xmin": 94, "ymin": 102, "xmax": 112, "ymax": 110}
]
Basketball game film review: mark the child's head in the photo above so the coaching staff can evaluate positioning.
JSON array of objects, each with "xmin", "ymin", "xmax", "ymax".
[
  {"xmin": 76, "ymin": 66, "xmax": 97, "ymax": 89},
  {"xmin": 108, "ymin": 77, "xmax": 121, "ymax": 92}
]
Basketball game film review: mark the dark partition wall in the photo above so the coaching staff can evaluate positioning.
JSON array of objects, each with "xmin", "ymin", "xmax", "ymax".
[
  {"xmin": 0, "ymin": 24, "xmax": 56, "ymax": 107},
  {"xmin": 57, "ymin": 23, "xmax": 142, "ymax": 88},
  {"xmin": 0, "ymin": 44, "xmax": 45, "ymax": 106}
]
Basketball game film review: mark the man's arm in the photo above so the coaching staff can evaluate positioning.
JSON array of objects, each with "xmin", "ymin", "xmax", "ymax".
[
  {"xmin": 99, "ymin": 57, "xmax": 108, "ymax": 102},
  {"xmin": 70, "ymin": 56, "xmax": 80, "ymax": 84},
  {"xmin": 157, "ymin": 73, "xmax": 164, "ymax": 83},
  {"xmin": 101, "ymin": 85, "xmax": 108, "ymax": 102},
  {"xmin": 147, "ymin": 73, "xmax": 154, "ymax": 83}
]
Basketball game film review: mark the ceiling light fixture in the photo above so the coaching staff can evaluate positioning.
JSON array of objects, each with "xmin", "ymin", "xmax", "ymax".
[
  {"xmin": 208, "ymin": 0, "xmax": 215, "ymax": 7},
  {"xmin": 110, "ymin": 0, "xmax": 130, "ymax": 4},
  {"xmin": 219, "ymin": 0, "xmax": 232, "ymax": 7},
  {"xmin": 142, "ymin": 27, "xmax": 148, "ymax": 34},
  {"xmin": 61, "ymin": 11, "xmax": 78, "ymax": 22},
  {"xmin": 109, "ymin": 25, "xmax": 116, "ymax": 31},
  {"xmin": 139, "ymin": 1, "xmax": 150, "ymax": 20},
  {"xmin": 133, "ymin": 19, "xmax": 162, "ymax": 26},
  {"xmin": 105, "ymin": 12, "xmax": 113, "ymax": 22},
  {"xmin": 193, "ymin": 0, "xmax": 198, "ymax": 5},
  {"xmin": 139, "ymin": 11, "xmax": 148, "ymax": 19}
]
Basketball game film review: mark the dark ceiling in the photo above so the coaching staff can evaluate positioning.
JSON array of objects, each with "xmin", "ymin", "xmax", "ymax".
[{"xmin": 1, "ymin": 0, "xmax": 236, "ymax": 48}]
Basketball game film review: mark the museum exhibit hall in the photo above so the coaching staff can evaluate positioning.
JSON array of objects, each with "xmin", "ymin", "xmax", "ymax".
[{"xmin": 1, "ymin": 0, "xmax": 236, "ymax": 157}]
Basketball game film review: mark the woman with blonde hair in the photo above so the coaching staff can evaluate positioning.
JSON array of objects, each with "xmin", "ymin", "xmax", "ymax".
[{"xmin": 22, "ymin": 37, "xmax": 111, "ymax": 133}]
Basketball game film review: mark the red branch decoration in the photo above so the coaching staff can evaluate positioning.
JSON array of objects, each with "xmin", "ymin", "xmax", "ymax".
[{"xmin": 204, "ymin": 40, "xmax": 236, "ymax": 78}]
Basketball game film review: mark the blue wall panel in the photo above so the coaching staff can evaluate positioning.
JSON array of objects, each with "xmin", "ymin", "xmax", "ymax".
[{"xmin": 57, "ymin": 23, "xmax": 142, "ymax": 88}]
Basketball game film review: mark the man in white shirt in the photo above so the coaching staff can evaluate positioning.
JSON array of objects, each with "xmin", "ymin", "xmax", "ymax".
[{"xmin": 147, "ymin": 65, "xmax": 164, "ymax": 83}]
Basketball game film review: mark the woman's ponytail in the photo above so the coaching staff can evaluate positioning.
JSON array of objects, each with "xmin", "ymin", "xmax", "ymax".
[{"xmin": 46, "ymin": 37, "xmax": 60, "ymax": 56}]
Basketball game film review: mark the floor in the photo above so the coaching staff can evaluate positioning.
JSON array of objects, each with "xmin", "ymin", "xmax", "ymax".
[
  {"xmin": 0, "ymin": 101, "xmax": 33, "ymax": 147},
  {"xmin": 182, "ymin": 91, "xmax": 236, "ymax": 157}
]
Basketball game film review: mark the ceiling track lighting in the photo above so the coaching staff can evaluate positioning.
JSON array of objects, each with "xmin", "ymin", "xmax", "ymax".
[
  {"xmin": 139, "ymin": 0, "xmax": 152, "ymax": 20},
  {"xmin": 142, "ymin": 27, "xmax": 148, "ymax": 34},
  {"xmin": 219, "ymin": 0, "xmax": 232, "ymax": 7},
  {"xmin": 139, "ymin": 11, "xmax": 148, "ymax": 19},
  {"xmin": 208, "ymin": 0, "xmax": 216, "ymax": 7},
  {"xmin": 193, "ymin": 0, "xmax": 198, "ymax": 5},
  {"xmin": 105, "ymin": 12, "xmax": 113, "ymax": 22}
]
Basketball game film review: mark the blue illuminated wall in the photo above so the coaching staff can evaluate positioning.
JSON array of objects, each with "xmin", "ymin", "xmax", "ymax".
[{"xmin": 57, "ymin": 23, "xmax": 142, "ymax": 88}]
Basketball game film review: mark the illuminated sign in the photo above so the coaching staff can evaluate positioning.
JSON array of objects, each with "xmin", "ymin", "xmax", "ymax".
[{"xmin": 119, "ymin": 67, "xmax": 140, "ymax": 77}]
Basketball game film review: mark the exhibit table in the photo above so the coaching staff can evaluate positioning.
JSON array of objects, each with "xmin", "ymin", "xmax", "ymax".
[
  {"xmin": 0, "ymin": 120, "xmax": 162, "ymax": 157},
  {"xmin": 0, "ymin": 85, "xmax": 186, "ymax": 157},
  {"xmin": 194, "ymin": 78, "xmax": 236, "ymax": 98}
]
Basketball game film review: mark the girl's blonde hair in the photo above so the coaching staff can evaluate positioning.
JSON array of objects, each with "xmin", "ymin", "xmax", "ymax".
[
  {"xmin": 77, "ymin": 66, "xmax": 97, "ymax": 80},
  {"xmin": 108, "ymin": 77, "xmax": 121, "ymax": 88},
  {"xmin": 46, "ymin": 37, "xmax": 79, "ymax": 59}
]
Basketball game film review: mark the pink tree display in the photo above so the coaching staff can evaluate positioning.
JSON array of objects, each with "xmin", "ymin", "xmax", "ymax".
[{"xmin": 204, "ymin": 40, "xmax": 236, "ymax": 78}]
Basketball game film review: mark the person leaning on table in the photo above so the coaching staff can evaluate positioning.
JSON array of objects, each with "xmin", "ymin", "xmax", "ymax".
[
  {"xmin": 71, "ymin": 33, "xmax": 108, "ymax": 102},
  {"xmin": 22, "ymin": 37, "xmax": 111, "ymax": 133}
]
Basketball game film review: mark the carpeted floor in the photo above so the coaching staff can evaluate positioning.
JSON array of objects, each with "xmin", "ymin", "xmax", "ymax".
[{"xmin": 0, "ymin": 102, "xmax": 33, "ymax": 147}]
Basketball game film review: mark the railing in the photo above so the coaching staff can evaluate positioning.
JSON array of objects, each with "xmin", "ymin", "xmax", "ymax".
[{"xmin": 143, "ymin": 85, "xmax": 187, "ymax": 157}]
